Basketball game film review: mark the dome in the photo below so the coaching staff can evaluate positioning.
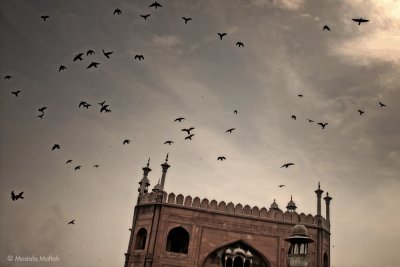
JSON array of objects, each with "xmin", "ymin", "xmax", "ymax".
[
  {"xmin": 286, "ymin": 195, "xmax": 297, "ymax": 211},
  {"xmin": 292, "ymin": 224, "xmax": 308, "ymax": 236},
  {"xmin": 152, "ymin": 182, "xmax": 162, "ymax": 192},
  {"xmin": 270, "ymin": 199, "xmax": 279, "ymax": 210},
  {"xmin": 232, "ymin": 247, "xmax": 246, "ymax": 255},
  {"xmin": 225, "ymin": 248, "xmax": 233, "ymax": 254},
  {"xmin": 245, "ymin": 250, "xmax": 253, "ymax": 257}
]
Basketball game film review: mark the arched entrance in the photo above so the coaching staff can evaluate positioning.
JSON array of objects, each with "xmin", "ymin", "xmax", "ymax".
[
  {"xmin": 202, "ymin": 240, "xmax": 271, "ymax": 267},
  {"xmin": 323, "ymin": 252, "xmax": 329, "ymax": 267}
]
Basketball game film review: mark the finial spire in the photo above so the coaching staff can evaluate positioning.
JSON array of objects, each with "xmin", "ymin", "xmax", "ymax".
[
  {"xmin": 165, "ymin": 153, "xmax": 169, "ymax": 162},
  {"xmin": 318, "ymin": 181, "xmax": 320, "ymax": 189},
  {"xmin": 147, "ymin": 157, "xmax": 150, "ymax": 167}
]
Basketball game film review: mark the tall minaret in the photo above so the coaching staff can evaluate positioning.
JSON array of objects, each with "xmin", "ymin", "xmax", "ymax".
[
  {"xmin": 323, "ymin": 192, "xmax": 332, "ymax": 223},
  {"xmin": 138, "ymin": 158, "xmax": 151, "ymax": 196},
  {"xmin": 315, "ymin": 182, "xmax": 324, "ymax": 216},
  {"xmin": 159, "ymin": 154, "xmax": 170, "ymax": 191},
  {"xmin": 314, "ymin": 182, "xmax": 324, "ymax": 267}
]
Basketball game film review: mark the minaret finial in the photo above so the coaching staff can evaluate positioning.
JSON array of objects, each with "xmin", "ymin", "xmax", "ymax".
[
  {"xmin": 147, "ymin": 157, "xmax": 150, "ymax": 167},
  {"xmin": 291, "ymin": 195, "xmax": 293, "ymax": 201},
  {"xmin": 318, "ymin": 181, "xmax": 320, "ymax": 189},
  {"xmin": 165, "ymin": 153, "xmax": 169, "ymax": 162}
]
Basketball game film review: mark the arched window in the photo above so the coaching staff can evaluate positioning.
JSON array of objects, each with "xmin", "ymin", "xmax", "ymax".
[
  {"xmin": 323, "ymin": 253, "xmax": 329, "ymax": 267},
  {"xmin": 166, "ymin": 226, "xmax": 189, "ymax": 254},
  {"xmin": 233, "ymin": 256, "xmax": 244, "ymax": 267},
  {"xmin": 134, "ymin": 228, "xmax": 147, "ymax": 250}
]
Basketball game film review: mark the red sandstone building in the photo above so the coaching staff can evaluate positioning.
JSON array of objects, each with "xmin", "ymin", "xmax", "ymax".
[{"xmin": 124, "ymin": 156, "xmax": 332, "ymax": 267}]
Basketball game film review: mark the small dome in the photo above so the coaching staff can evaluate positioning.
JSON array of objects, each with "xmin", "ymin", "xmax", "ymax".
[
  {"xmin": 292, "ymin": 224, "xmax": 308, "ymax": 236},
  {"xmin": 270, "ymin": 199, "xmax": 279, "ymax": 210},
  {"xmin": 285, "ymin": 224, "xmax": 314, "ymax": 243},
  {"xmin": 152, "ymin": 182, "xmax": 162, "ymax": 192},
  {"xmin": 245, "ymin": 250, "xmax": 253, "ymax": 257},
  {"xmin": 233, "ymin": 247, "xmax": 246, "ymax": 255},
  {"xmin": 225, "ymin": 248, "xmax": 233, "ymax": 254},
  {"xmin": 286, "ymin": 195, "xmax": 297, "ymax": 211}
]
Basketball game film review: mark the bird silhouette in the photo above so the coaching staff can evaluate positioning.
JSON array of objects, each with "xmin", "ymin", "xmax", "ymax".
[
  {"xmin": 182, "ymin": 17, "xmax": 192, "ymax": 24},
  {"xmin": 174, "ymin": 117, "xmax": 185, "ymax": 122},
  {"xmin": 68, "ymin": 220, "xmax": 75, "ymax": 224},
  {"xmin": 11, "ymin": 91, "xmax": 21, "ymax": 97},
  {"xmin": 217, "ymin": 156, "xmax": 226, "ymax": 161},
  {"xmin": 66, "ymin": 160, "xmax": 72, "ymax": 164},
  {"xmin": 149, "ymin": 1, "xmax": 162, "ymax": 9},
  {"xmin": 140, "ymin": 14, "xmax": 150, "ymax": 20},
  {"xmin": 38, "ymin": 107, "xmax": 47, "ymax": 113},
  {"xmin": 291, "ymin": 115, "xmax": 297, "ymax": 120},
  {"xmin": 358, "ymin": 110, "xmax": 365, "ymax": 115},
  {"xmin": 52, "ymin": 144, "xmax": 60, "ymax": 150},
  {"xmin": 181, "ymin": 127, "xmax": 195, "ymax": 134},
  {"xmin": 323, "ymin": 25, "xmax": 331, "ymax": 31},
  {"xmin": 105, "ymin": 108, "xmax": 112, "ymax": 113},
  {"xmin": 4, "ymin": 75, "xmax": 12, "ymax": 79},
  {"xmin": 73, "ymin": 53, "xmax": 84, "ymax": 61},
  {"xmin": 87, "ymin": 62, "xmax": 100, "ymax": 69},
  {"xmin": 226, "ymin": 128, "xmax": 235, "ymax": 133},
  {"xmin": 318, "ymin": 122, "xmax": 328, "ymax": 129},
  {"xmin": 79, "ymin": 101, "xmax": 91, "ymax": 109},
  {"xmin": 74, "ymin": 166, "xmax": 81, "ymax": 171},
  {"xmin": 378, "ymin": 101, "xmax": 386, "ymax": 107},
  {"xmin": 281, "ymin": 163, "xmax": 294, "ymax": 168},
  {"xmin": 307, "ymin": 119, "xmax": 314, "ymax": 123},
  {"xmin": 59, "ymin": 65, "xmax": 67, "ymax": 72},
  {"xmin": 278, "ymin": 184, "xmax": 285, "ymax": 188},
  {"xmin": 41, "ymin": 15, "xmax": 49, "ymax": 21},
  {"xmin": 134, "ymin": 55, "xmax": 144, "ymax": 60},
  {"xmin": 86, "ymin": 50, "xmax": 95, "ymax": 56},
  {"xmin": 218, "ymin": 33, "xmax": 227, "ymax": 40},
  {"xmin": 11, "ymin": 191, "xmax": 24, "ymax": 201},
  {"xmin": 298, "ymin": 94, "xmax": 303, "ymax": 97},
  {"xmin": 114, "ymin": 9, "xmax": 122, "ymax": 15},
  {"xmin": 164, "ymin": 141, "xmax": 174, "ymax": 145},
  {"xmin": 123, "ymin": 139, "xmax": 131, "ymax": 145},
  {"xmin": 352, "ymin": 18, "xmax": 369, "ymax": 25},
  {"xmin": 234, "ymin": 110, "xmax": 238, "ymax": 115},
  {"xmin": 37, "ymin": 114, "xmax": 44, "ymax": 119},
  {"xmin": 93, "ymin": 164, "xmax": 100, "ymax": 168},
  {"xmin": 236, "ymin": 42, "xmax": 244, "ymax": 47},
  {"xmin": 100, "ymin": 105, "xmax": 109, "ymax": 113},
  {"xmin": 98, "ymin": 101, "xmax": 106, "ymax": 107},
  {"xmin": 102, "ymin": 49, "xmax": 113, "ymax": 59},
  {"xmin": 185, "ymin": 134, "xmax": 195, "ymax": 140}
]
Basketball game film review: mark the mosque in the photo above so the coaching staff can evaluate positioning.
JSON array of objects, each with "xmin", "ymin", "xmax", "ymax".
[{"xmin": 123, "ymin": 156, "xmax": 332, "ymax": 267}]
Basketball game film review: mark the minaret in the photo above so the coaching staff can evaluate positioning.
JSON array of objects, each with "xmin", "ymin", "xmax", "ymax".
[
  {"xmin": 323, "ymin": 192, "xmax": 332, "ymax": 223},
  {"xmin": 314, "ymin": 182, "xmax": 324, "ymax": 216},
  {"xmin": 159, "ymin": 154, "xmax": 170, "ymax": 191},
  {"xmin": 138, "ymin": 158, "xmax": 151, "ymax": 196}
]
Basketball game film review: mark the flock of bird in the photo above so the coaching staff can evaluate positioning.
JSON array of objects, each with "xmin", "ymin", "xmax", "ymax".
[{"xmin": 4, "ymin": 2, "xmax": 389, "ymax": 231}]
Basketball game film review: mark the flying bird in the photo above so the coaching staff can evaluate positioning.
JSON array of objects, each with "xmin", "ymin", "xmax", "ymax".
[
  {"xmin": 86, "ymin": 50, "xmax": 95, "ymax": 56},
  {"xmin": 113, "ymin": 9, "xmax": 122, "ymax": 15},
  {"xmin": 100, "ymin": 105, "xmax": 110, "ymax": 113},
  {"xmin": 98, "ymin": 101, "xmax": 106, "ymax": 107},
  {"xmin": 66, "ymin": 160, "xmax": 72, "ymax": 164},
  {"xmin": 87, "ymin": 62, "xmax": 100, "ymax": 69},
  {"xmin": 185, "ymin": 134, "xmax": 195, "ymax": 140},
  {"xmin": 307, "ymin": 119, "xmax": 314, "ymax": 123},
  {"xmin": 317, "ymin": 122, "xmax": 328, "ymax": 129},
  {"xmin": 378, "ymin": 101, "xmax": 386, "ymax": 107},
  {"xmin": 358, "ymin": 110, "xmax": 365, "ymax": 115},
  {"xmin": 226, "ymin": 128, "xmax": 235, "ymax": 133},
  {"xmin": 218, "ymin": 33, "xmax": 227, "ymax": 40},
  {"xmin": 102, "ymin": 49, "xmax": 113, "ymax": 59},
  {"xmin": 281, "ymin": 163, "xmax": 295, "ymax": 168},
  {"xmin": 41, "ymin": 15, "xmax": 49, "ymax": 21},
  {"xmin": 278, "ymin": 184, "xmax": 285, "ymax": 188},
  {"xmin": 149, "ymin": 1, "xmax": 162, "ymax": 9},
  {"xmin": 93, "ymin": 164, "xmax": 100, "ymax": 168},
  {"xmin": 59, "ymin": 65, "xmax": 67, "ymax": 72},
  {"xmin": 182, "ymin": 17, "xmax": 192, "ymax": 24},
  {"xmin": 217, "ymin": 156, "xmax": 226, "ymax": 161},
  {"xmin": 73, "ymin": 53, "xmax": 84, "ymax": 61},
  {"xmin": 181, "ymin": 127, "xmax": 195, "ymax": 134},
  {"xmin": 11, "ymin": 191, "xmax": 24, "ymax": 201},
  {"xmin": 105, "ymin": 108, "xmax": 112, "ymax": 113},
  {"xmin": 236, "ymin": 42, "xmax": 244, "ymax": 47},
  {"xmin": 4, "ymin": 75, "xmax": 12, "ymax": 79},
  {"xmin": 140, "ymin": 14, "xmax": 150, "ymax": 20},
  {"xmin": 74, "ymin": 166, "xmax": 81, "ymax": 171},
  {"xmin": 234, "ymin": 110, "xmax": 238, "ymax": 115},
  {"xmin": 79, "ymin": 101, "xmax": 91, "ymax": 109},
  {"xmin": 164, "ymin": 141, "xmax": 174, "ymax": 145},
  {"xmin": 291, "ymin": 115, "xmax": 297, "ymax": 120},
  {"xmin": 352, "ymin": 18, "xmax": 369, "ymax": 25},
  {"xmin": 298, "ymin": 94, "xmax": 303, "ymax": 97},
  {"xmin": 123, "ymin": 139, "xmax": 131, "ymax": 145},
  {"xmin": 52, "ymin": 144, "xmax": 60, "ymax": 150},
  {"xmin": 37, "ymin": 114, "xmax": 44, "ymax": 119},
  {"xmin": 134, "ymin": 55, "xmax": 144, "ymax": 60},
  {"xmin": 174, "ymin": 117, "xmax": 185, "ymax": 122},
  {"xmin": 11, "ymin": 91, "xmax": 21, "ymax": 97},
  {"xmin": 68, "ymin": 220, "xmax": 75, "ymax": 224},
  {"xmin": 323, "ymin": 25, "xmax": 331, "ymax": 31},
  {"xmin": 38, "ymin": 107, "xmax": 47, "ymax": 113}
]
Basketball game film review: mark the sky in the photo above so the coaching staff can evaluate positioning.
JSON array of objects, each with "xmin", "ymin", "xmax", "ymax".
[{"xmin": 0, "ymin": 0, "xmax": 399, "ymax": 266}]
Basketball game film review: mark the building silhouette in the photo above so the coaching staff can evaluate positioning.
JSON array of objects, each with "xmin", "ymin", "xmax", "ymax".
[{"xmin": 124, "ymin": 156, "xmax": 332, "ymax": 267}]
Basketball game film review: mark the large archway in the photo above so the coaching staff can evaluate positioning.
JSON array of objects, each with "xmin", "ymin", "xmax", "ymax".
[
  {"xmin": 202, "ymin": 240, "xmax": 271, "ymax": 267},
  {"xmin": 323, "ymin": 252, "xmax": 329, "ymax": 267}
]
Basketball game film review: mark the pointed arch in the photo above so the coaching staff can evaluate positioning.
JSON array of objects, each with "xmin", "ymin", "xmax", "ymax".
[
  {"xmin": 166, "ymin": 226, "xmax": 189, "ymax": 254},
  {"xmin": 134, "ymin": 228, "xmax": 147, "ymax": 250}
]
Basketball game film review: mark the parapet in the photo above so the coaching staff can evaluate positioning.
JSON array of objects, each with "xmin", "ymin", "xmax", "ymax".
[{"xmin": 138, "ymin": 191, "xmax": 330, "ymax": 230}]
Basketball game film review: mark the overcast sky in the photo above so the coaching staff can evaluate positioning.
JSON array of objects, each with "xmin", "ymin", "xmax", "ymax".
[{"xmin": 1, "ymin": 0, "xmax": 399, "ymax": 267}]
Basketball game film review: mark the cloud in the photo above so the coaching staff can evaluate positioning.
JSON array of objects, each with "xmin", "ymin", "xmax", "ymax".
[
  {"xmin": 152, "ymin": 35, "xmax": 182, "ymax": 47},
  {"xmin": 251, "ymin": 0, "xmax": 305, "ymax": 10}
]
